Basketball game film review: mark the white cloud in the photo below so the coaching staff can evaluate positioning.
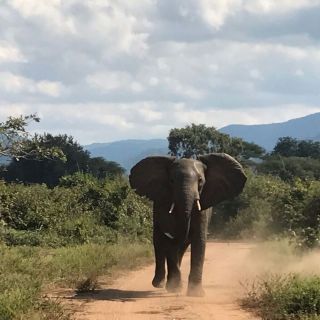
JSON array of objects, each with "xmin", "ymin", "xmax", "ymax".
[
  {"xmin": 0, "ymin": 42, "xmax": 26, "ymax": 63},
  {"xmin": 199, "ymin": 0, "xmax": 241, "ymax": 29},
  {"xmin": 250, "ymin": 69, "xmax": 263, "ymax": 80},
  {"xmin": 0, "ymin": 72, "xmax": 63, "ymax": 97},
  {"xmin": 86, "ymin": 72, "xmax": 131, "ymax": 91},
  {"xmin": 9, "ymin": 0, "xmax": 76, "ymax": 34},
  {"xmin": 1, "ymin": 0, "xmax": 320, "ymax": 143},
  {"xmin": 86, "ymin": 71, "xmax": 145, "ymax": 94},
  {"xmin": 36, "ymin": 81, "xmax": 64, "ymax": 97},
  {"xmin": 1, "ymin": 102, "xmax": 319, "ymax": 144},
  {"xmin": 244, "ymin": 0, "xmax": 320, "ymax": 14},
  {"xmin": 74, "ymin": 1, "xmax": 151, "ymax": 56}
]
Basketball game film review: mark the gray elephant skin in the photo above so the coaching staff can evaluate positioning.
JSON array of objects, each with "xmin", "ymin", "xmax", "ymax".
[{"xmin": 129, "ymin": 153, "xmax": 246, "ymax": 297}]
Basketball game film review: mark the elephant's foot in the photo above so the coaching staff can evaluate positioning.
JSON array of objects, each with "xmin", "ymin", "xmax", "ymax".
[
  {"xmin": 187, "ymin": 283, "xmax": 205, "ymax": 297},
  {"xmin": 165, "ymin": 276, "xmax": 182, "ymax": 293},
  {"xmin": 152, "ymin": 275, "xmax": 165, "ymax": 288}
]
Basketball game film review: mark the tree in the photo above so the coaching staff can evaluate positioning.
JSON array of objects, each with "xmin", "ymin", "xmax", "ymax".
[
  {"xmin": 273, "ymin": 137, "xmax": 299, "ymax": 157},
  {"xmin": 4, "ymin": 134, "xmax": 89, "ymax": 186},
  {"xmin": 4, "ymin": 134, "xmax": 126, "ymax": 186},
  {"xmin": 88, "ymin": 157, "xmax": 125, "ymax": 179},
  {"xmin": 168, "ymin": 123, "xmax": 265, "ymax": 159},
  {"xmin": 0, "ymin": 114, "xmax": 63, "ymax": 160},
  {"xmin": 297, "ymin": 140, "xmax": 320, "ymax": 158},
  {"xmin": 257, "ymin": 156, "xmax": 320, "ymax": 181}
]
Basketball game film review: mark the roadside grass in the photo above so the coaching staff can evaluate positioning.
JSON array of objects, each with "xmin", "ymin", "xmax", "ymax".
[
  {"xmin": 242, "ymin": 274, "xmax": 320, "ymax": 320},
  {"xmin": 0, "ymin": 242, "xmax": 152, "ymax": 320}
]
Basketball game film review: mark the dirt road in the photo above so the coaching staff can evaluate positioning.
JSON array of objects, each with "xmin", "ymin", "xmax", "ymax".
[{"xmin": 73, "ymin": 242, "xmax": 258, "ymax": 320}]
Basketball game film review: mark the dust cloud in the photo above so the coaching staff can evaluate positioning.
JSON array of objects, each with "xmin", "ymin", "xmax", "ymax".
[{"xmin": 238, "ymin": 240, "xmax": 320, "ymax": 279}]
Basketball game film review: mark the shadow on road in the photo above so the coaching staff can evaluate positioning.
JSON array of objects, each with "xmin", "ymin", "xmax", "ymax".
[{"xmin": 73, "ymin": 289, "xmax": 161, "ymax": 302}]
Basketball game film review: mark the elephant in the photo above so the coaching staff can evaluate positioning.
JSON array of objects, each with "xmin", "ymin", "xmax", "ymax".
[{"xmin": 129, "ymin": 153, "xmax": 246, "ymax": 297}]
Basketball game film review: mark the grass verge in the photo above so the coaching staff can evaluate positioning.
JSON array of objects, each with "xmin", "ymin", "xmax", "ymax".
[
  {"xmin": 0, "ymin": 242, "xmax": 152, "ymax": 320},
  {"xmin": 242, "ymin": 274, "xmax": 320, "ymax": 320}
]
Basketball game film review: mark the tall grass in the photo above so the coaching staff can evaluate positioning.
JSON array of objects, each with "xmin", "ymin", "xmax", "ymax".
[
  {"xmin": 0, "ymin": 243, "xmax": 152, "ymax": 320},
  {"xmin": 243, "ymin": 274, "xmax": 320, "ymax": 320}
]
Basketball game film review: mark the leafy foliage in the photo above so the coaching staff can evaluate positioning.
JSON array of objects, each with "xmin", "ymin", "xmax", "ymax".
[
  {"xmin": 256, "ymin": 136, "xmax": 320, "ymax": 181},
  {"xmin": 0, "ymin": 114, "xmax": 64, "ymax": 161},
  {"xmin": 88, "ymin": 157, "xmax": 125, "ymax": 179},
  {"xmin": 168, "ymin": 123, "xmax": 265, "ymax": 159},
  {"xmin": 0, "ymin": 174, "xmax": 152, "ymax": 247},
  {"xmin": 3, "ymin": 134, "xmax": 125, "ymax": 186},
  {"xmin": 273, "ymin": 137, "xmax": 320, "ymax": 159},
  {"xmin": 243, "ymin": 274, "xmax": 320, "ymax": 320},
  {"xmin": 0, "ymin": 243, "xmax": 152, "ymax": 320},
  {"xmin": 257, "ymin": 157, "xmax": 320, "ymax": 181},
  {"xmin": 214, "ymin": 172, "xmax": 320, "ymax": 248}
]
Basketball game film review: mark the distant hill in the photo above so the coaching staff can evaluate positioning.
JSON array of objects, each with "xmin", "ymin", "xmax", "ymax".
[
  {"xmin": 86, "ymin": 139, "xmax": 168, "ymax": 171},
  {"xmin": 220, "ymin": 112, "xmax": 320, "ymax": 150},
  {"xmin": 85, "ymin": 112, "xmax": 320, "ymax": 171}
]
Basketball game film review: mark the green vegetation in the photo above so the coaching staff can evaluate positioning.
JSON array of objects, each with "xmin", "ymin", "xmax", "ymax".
[
  {"xmin": 257, "ymin": 156, "xmax": 320, "ymax": 181},
  {"xmin": 255, "ymin": 137, "xmax": 320, "ymax": 181},
  {"xmin": 0, "ymin": 243, "xmax": 152, "ymax": 320},
  {"xmin": 213, "ymin": 173, "xmax": 320, "ymax": 248},
  {"xmin": 0, "ymin": 114, "xmax": 64, "ymax": 160},
  {"xmin": 168, "ymin": 123, "xmax": 265, "ymax": 159},
  {"xmin": 0, "ymin": 173, "xmax": 153, "ymax": 319},
  {"xmin": 243, "ymin": 274, "xmax": 320, "ymax": 320},
  {"xmin": 0, "ymin": 117, "xmax": 319, "ymax": 319},
  {"xmin": 3, "ymin": 133, "xmax": 125, "ymax": 186},
  {"xmin": 0, "ymin": 114, "xmax": 152, "ymax": 319},
  {"xmin": 0, "ymin": 173, "xmax": 152, "ymax": 247},
  {"xmin": 273, "ymin": 137, "xmax": 320, "ymax": 159}
]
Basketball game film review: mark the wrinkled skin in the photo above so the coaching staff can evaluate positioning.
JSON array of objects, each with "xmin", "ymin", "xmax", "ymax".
[{"xmin": 129, "ymin": 153, "xmax": 246, "ymax": 297}]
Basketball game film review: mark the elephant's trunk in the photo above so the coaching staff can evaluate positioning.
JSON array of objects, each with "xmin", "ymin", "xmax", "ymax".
[
  {"xmin": 175, "ymin": 212, "xmax": 191, "ymax": 243},
  {"xmin": 171, "ymin": 175, "xmax": 201, "ymax": 242},
  {"xmin": 174, "ymin": 195, "xmax": 198, "ymax": 243}
]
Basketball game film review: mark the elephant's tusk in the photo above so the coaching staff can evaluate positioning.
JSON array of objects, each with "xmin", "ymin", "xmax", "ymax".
[
  {"xmin": 169, "ymin": 203, "xmax": 175, "ymax": 214},
  {"xmin": 164, "ymin": 232, "xmax": 174, "ymax": 239},
  {"xmin": 196, "ymin": 200, "xmax": 201, "ymax": 211}
]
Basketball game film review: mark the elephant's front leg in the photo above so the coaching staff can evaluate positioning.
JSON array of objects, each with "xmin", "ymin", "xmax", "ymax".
[
  {"xmin": 187, "ymin": 210, "xmax": 208, "ymax": 297},
  {"xmin": 165, "ymin": 243, "xmax": 182, "ymax": 293},
  {"xmin": 152, "ymin": 225, "xmax": 166, "ymax": 288}
]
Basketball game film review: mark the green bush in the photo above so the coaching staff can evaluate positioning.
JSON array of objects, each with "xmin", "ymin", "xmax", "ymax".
[
  {"xmin": 0, "ymin": 174, "xmax": 152, "ymax": 247},
  {"xmin": 0, "ymin": 173, "xmax": 153, "ymax": 318},
  {"xmin": 0, "ymin": 243, "xmax": 152, "ymax": 320},
  {"xmin": 243, "ymin": 274, "xmax": 320, "ymax": 320},
  {"xmin": 213, "ymin": 172, "xmax": 320, "ymax": 248}
]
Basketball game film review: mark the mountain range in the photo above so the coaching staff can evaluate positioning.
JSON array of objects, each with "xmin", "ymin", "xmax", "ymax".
[
  {"xmin": 86, "ymin": 139, "xmax": 169, "ymax": 172},
  {"xmin": 220, "ymin": 112, "xmax": 320, "ymax": 150},
  {"xmin": 86, "ymin": 112, "xmax": 320, "ymax": 171}
]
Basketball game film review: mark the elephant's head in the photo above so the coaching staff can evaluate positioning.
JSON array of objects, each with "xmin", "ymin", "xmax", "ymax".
[{"xmin": 129, "ymin": 153, "xmax": 246, "ymax": 242}]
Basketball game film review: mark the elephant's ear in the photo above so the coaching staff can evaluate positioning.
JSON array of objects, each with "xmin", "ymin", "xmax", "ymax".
[
  {"xmin": 199, "ymin": 153, "xmax": 247, "ymax": 209},
  {"xmin": 129, "ymin": 156, "xmax": 175, "ymax": 202}
]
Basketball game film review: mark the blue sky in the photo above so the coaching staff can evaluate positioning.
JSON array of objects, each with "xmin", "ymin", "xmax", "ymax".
[{"xmin": 0, "ymin": 0, "xmax": 320, "ymax": 144}]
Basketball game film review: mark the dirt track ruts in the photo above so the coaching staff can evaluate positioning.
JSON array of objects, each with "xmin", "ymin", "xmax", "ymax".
[{"xmin": 72, "ymin": 242, "xmax": 259, "ymax": 320}]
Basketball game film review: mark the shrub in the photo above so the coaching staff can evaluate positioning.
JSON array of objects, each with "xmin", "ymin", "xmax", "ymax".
[
  {"xmin": 213, "ymin": 172, "xmax": 320, "ymax": 248},
  {"xmin": 0, "ymin": 174, "xmax": 152, "ymax": 247},
  {"xmin": 0, "ymin": 243, "xmax": 152, "ymax": 319},
  {"xmin": 243, "ymin": 274, "xmax": 320, "ymax": 320}
]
